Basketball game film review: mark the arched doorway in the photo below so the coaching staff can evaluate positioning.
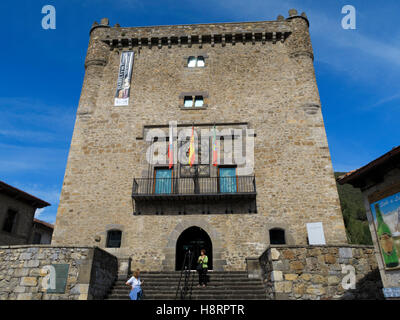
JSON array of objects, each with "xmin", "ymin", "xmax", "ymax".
[{"xmin": 175, "ymin": 226, "xmax": 213, "ymax": 271}]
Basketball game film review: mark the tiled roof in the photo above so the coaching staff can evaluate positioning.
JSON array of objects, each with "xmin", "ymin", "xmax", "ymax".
[
  {"xmin": 337, "ymin": 146, "xmax": 400, "ymax": 185},
  {"xmin": 33, "ymin": 218, "xmax": 54, "ymax": 230},
  {"xmin": 0, "ymin": 181, "xmax": 51, "ymax": 208}
]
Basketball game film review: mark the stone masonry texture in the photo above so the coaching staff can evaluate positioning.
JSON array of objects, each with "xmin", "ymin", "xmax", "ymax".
[
  {"xmin": 52, "ymin": 10, "xmax": 348, "ymax": 272},
  {"xmin": 0, "ymin": 245, "xmax": 117, "ymax": 300},
  {"xmin": 260, "ymin": 245, "xmax": 383, "ymax": 300}
]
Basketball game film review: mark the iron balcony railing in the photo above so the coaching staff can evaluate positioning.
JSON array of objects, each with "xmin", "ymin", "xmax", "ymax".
[{"xmin": 132, "ymin": 176, "xmax": 256, "ymax": 199}]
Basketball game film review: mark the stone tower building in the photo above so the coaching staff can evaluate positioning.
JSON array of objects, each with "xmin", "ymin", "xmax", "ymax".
[{"xmin": 52, "ymin": 9, "xmax": 347, "ymax": 272}]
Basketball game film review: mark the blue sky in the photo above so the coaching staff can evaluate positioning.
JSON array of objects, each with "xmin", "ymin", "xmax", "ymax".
[{"xmin": 0, "ymin": 0, "xmax": 399, "ymax": 224}]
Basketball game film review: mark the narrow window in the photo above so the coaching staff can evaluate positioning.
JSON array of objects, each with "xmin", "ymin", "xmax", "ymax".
[
  {"xmin": 197, "ymin": 56, "xmax": 205, "ymax": 67},
  {"xmin": 106, "ymin": 230, "xmax": 122, "ymax": 248},
  {"xmin": 2, "ymin": 209, "xmax": 17, "ymax": 233},
  {"xmin": 33, "ymin": 232, "xmax": 42, "ymax": 244},
  {"xmin": 194, "ymin": 96, "xmax": 204, "ymax": 107},
  {"xmin": 184, "ymin": 96, "xmax": 194, "ymax": 107},
  {"xmin": 269, "ymin": 228, "xmax": 286, "ymax": 245},
  {"xmin": 187, "ymin": 56, "xmax": 197, "ymax": 68}
]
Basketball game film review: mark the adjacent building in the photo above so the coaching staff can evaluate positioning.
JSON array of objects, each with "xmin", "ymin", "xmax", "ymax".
[
  {"xmin": 338, "ymin": 146, "xmax": 400, "ymax": 299},
  {"xmin": 0, "ymin": 181, "xmax": 50, "ymax": 246},
  {"xmin": 30, "ymin": 218, "xmax": 54, "ymax": 244}
]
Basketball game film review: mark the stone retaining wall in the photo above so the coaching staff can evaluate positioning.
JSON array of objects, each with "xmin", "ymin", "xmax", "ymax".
[
  {"xmin": 259, "ymin": 245, "xmax": 383, "ymax": 300},
  {"xmin": 89, "ymin": 247, "xmax": 119, "ymax": 299},
  {"xmin": 0, "ymin": 246, "xmax": 117, "ymax": 300}
]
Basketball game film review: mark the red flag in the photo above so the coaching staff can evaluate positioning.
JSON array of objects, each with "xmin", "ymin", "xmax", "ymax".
[
  {"xmin": 188, "ymin": 126, "xmax": 195, "ymax": 167},
  {"xmin": 168, "ymin": 125, "xmax": 173, "ymax": 169}
]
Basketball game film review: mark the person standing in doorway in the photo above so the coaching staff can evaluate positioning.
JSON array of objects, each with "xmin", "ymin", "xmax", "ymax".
[
  {"xmin": 126, "ymin": 269, "xmax": 143, "ymax": 300},
  {"xmin": 197, "ymin": 249, "xmax": 208, "ymax": 287}
]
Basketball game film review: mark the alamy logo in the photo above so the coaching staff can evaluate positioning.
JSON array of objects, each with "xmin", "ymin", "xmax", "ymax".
[
  {"xmin": 341, "ymin": 5, "xmax": 356, "ymax": 30},
  {"xmin": 41, "ymin": 5, "xmax": 56, "ymax": 30},
  {"xmin": 341, "ymin": 264, "xmax": 356, "ymax": 290},
  {"xmin": 145, "ymin": 121, "xmax": 255, "ymax": 175},
  {"xmin": 41, "ymin": 265, "xmax": 56, "ymax": 290}
]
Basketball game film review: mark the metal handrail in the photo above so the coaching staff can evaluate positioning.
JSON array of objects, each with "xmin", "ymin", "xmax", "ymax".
[{"xmin": 175, "ymin": 250, "xmax": 194, "ymax": 300}]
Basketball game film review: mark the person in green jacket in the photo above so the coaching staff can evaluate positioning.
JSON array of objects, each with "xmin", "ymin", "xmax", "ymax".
[{"xmin": 197, "ymin": 249, "xmax": 208, "ymax": 287}]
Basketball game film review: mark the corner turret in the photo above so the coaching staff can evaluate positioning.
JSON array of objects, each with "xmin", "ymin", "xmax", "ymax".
[
  {"xmin": 285, "ymin": 9, "xmax": 313, "ymax": 61},
  {"xmin": 77, "ymin": 18, "xmax": 111, "ymax": 116}
]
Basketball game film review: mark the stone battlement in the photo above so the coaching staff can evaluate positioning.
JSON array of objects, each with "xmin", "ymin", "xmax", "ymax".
[{"xmin": 88, "ymin": 9, "xmax": 309, "ymax": 51}]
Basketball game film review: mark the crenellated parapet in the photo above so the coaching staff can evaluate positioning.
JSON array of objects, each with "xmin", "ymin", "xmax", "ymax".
[
  {"xmin": 81, "ymin": 12, "xmax": 313, "ymax": 58},
  {"xmin": 89, "ymin": 19, "xmax": 295, "ymax": 51},
  {"xmin": 77, "ymin": 18, "xmax": 111, "ymax": 117}
]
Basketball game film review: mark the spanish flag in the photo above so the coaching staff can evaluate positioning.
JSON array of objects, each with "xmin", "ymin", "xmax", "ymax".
[{"xmin": 188, "ymin": 125, "xmax": 195, "ymax": 167}]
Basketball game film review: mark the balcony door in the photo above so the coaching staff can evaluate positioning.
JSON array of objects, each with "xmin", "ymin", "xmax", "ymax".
[
  {"xmin": 154, "ymin": 168, "xmax": 173, "ymax": 194},
  {"xmin": 219, "ymin": 167, "xmax": 237, "ymax": 193}
]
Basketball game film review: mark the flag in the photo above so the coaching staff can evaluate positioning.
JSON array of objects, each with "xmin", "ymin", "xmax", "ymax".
[
  {"xmin": 212, "ymin": 125, "xmax": 218, "ymax": 167},
  {"xmin": 168, "ymin": 125, "xmax": 173, "ymax": 169},
  {"xmin": 188, "ymin": 126, "xmax": 195, "ymax": 167}
]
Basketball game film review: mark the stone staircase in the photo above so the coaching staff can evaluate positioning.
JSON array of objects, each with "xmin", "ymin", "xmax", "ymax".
[{"xmin": 105, "ymin": 271, "xmax": 267, "ymax": 300}]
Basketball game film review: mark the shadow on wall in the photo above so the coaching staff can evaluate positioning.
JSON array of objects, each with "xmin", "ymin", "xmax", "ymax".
[
  {"xmin": 340, "ymin": 269, "xmax": 384, "ymax": 300},
  {"xmin": 134, "ymin": 199, "xmax": 257, "ymax": 215}
]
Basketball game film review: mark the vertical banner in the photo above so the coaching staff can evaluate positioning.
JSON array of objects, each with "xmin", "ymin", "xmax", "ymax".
[
  {"xmin": 114, "ymin": 51, "xmax": 134, "ymax": 106},
  {"xmin": 370, "ymin": 192, "xmax": 400, "ymax": 270}
]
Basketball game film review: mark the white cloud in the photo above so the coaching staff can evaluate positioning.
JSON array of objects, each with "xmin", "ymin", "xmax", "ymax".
[
  {"xmin": 15, "ymin": 183, "xmax": 60, "ymax": 225},
  {"xmin": 362, "ymin": 93, "xmax": 400, "ymax": 110},
  {"xmin": 0, "ymin": 129, "xmax": 57, "ymax": 143},
  {"xmin": 35, "ymin": 208, "xmax": 45, "ymax": 218}
]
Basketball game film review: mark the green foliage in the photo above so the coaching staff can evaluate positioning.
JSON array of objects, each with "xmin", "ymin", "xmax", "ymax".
[{"xmin": 335, "ymin": 172, "xmax": 373, "ymax": 245}]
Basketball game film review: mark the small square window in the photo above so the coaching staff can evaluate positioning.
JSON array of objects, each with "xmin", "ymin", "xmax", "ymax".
[
  {"xmin": 187, "ymin": 56, "xmax": 206, "ymax": 68},
  {"xmin": 181, "ymin": 94, "xmax": 207, "ymax": 109},
  {"xmin": 107, "ymin": 230, "xmax": 122, "ymax": 248}
]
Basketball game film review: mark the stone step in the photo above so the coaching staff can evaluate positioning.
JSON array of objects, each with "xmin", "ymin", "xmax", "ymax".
[
  {"xmin": 140, "ymin": 272, "xmax": 247, "ymax": 278},
  {"xmin": 124, "ymin": 278, "xmax": 263, "ymax": 282},
  {"xmin": 117, "ymin": 276, "xmax": 261, "ymax": 282},
  {"xmin": 116, "ymin": 283, "xmax": 263, "ymax": 288},
  {"xmin": 110, "ymin": 288, "xmax": 266, "ymax": 294},
  {"xmin": 120, "ymin": 276, "xmax": 259, "ymax": 280},
  {"xmin": 140, "ymin": 271, "xmax": 248, "ymax": 274},
  {"xmin": 115, "ymin": 282, "xmax": 263, "ymax": 288},
  {"xmin": 133, "ymin": 271, "xmax": 248, "ymax": 275},
  {"xmin": 105, "ymin": 271, "xmax": 268, "ymax": 300},
  {"xmin": 106, "ymin": 293, "xmax": 267, "ymax": 300},
  {"xmin": 112, "ymin": 284, "xmax": 265, "ymax": 290}
]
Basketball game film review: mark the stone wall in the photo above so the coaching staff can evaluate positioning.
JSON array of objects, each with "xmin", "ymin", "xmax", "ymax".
[
  {"xmin": 0, "ymin": 246, "xmax": 117, "ymax": 300},
  {"xmin": 259, "ymin": 245, "xmax": 383, "ymax": 300},
  {"xmin": 89, "ymin": 246, "xmax": 119, "ymax": 299}
]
